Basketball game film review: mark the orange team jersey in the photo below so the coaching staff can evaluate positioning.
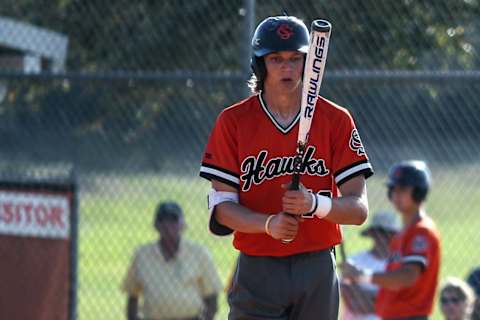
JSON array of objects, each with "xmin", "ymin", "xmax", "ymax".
[
  {"xmin": 376, "ymin": 215, "xmax": 441, "ymax": 318},
  {"xmin": 199, "ymin": 93, "xmax": 373, "ymax": 257}
]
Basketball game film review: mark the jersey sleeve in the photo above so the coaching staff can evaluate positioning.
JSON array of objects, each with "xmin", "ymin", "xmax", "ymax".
[
  {"xmin": 401, "ymin": 229, "xmax": 434, "ymax": 270},
  {"xmin": 199, "ymin": 110, "xmax": 240, "ymax": 189},
  {"xmin": 331, "ymin": 110, "xmax": 374, "ymax": 186}
]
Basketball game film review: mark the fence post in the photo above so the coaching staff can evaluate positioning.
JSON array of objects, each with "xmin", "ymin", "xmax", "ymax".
[
  {"xmin": 69, "ymin": 168, "xmax": 79, "ymax": 320},
  {"xmin": 242, "ymin": 0, "xmax": 255, "ymax": 98}
]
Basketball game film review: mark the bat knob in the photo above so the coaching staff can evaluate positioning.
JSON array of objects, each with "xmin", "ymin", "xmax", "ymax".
[{"xmin": 311, "ymin": 19, "xmax": 331, "ymax": 32}]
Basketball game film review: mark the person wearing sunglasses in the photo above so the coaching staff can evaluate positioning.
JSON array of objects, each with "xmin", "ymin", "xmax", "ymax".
[{"xmin": 440, "ymin": 277, "xmax": 476, "ymax": 320}]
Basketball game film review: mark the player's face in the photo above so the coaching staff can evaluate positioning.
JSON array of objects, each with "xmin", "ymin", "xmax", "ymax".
[
  {"xmin": 440, "ymin": 289, "xmax": 470, "ymax": 320},
  {"xmin": 264, "ymin": 51, "xmax": 304, "ymax": 92},
  {"xmin": 157, "ymin": 217, "xmax": 184, "ymax": 243},
  {"xmin": 389, "ymin": 186, "xmax": 417, "ymax": 213}
]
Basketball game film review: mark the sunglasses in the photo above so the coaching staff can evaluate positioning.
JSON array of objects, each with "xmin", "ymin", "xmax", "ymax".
[{"xmin": 440, "ymin": 297, "xmax": 463, "ymax": 305}]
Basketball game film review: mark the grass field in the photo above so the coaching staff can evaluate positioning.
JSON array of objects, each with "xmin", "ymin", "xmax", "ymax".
[{"xmin": 77, "ymin": 164, "xmax": 480, "ymax": 320}]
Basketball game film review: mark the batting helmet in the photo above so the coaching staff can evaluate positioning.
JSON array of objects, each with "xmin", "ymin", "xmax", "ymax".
[
  {"xmin": 467, "ymin": 267, "xmax": 480, "ymax": 297},
  {"xmin": 250, "ymin": 16, "xmax": 309, "ymax": 85},
  {"xmin": 387, "ymin": 160, "xmax": 431, "ymax": 202}
]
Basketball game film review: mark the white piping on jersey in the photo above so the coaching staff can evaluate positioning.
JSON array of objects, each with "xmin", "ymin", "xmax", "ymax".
[
  {"xmin": 258, "ymin": 94, "xmax": 300, "ymax": 134},
  {"xmin": 401, "ymin": 255, "xmax": 428, "ymax": 266},
  {"xmin": 334, "ymin": 162, "xmax": 373, "ymax": 185},
  {"xmin": 200, "ymin": 166, "xmax": 240, "ymax": 185}
]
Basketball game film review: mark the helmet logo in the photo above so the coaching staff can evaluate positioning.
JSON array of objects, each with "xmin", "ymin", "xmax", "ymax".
[
  {"xmin": 276, "ymin": 24, "xmax": 294, "ymax": 40},
  {"xmin": 394, "ymin": 169, "xmax": 402, "ymax": 179}
]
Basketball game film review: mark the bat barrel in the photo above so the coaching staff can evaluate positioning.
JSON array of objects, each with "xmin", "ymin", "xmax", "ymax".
[{"xmin": 311, "ymin": 19, "xmax": 331, "ymax": 32}]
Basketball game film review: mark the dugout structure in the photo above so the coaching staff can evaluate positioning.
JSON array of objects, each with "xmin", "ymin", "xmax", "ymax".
[
  {"xmin": 0, "ymin": 165, "xmax": 78, "ymax": 320},
  {"xmin": 0, "ymin": 16, "xmax": 68, "ymax": 103}
]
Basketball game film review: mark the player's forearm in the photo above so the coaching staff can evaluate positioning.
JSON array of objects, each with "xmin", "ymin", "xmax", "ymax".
[
  {"xmin": 215, "ymin": 202, "xmax": 268, "ymax": 234},
  {"xmin": 372, "ymin": 267, "xmax": 419, "ymax": 290},
  {"xmin": 321, "ymin": 175, "xmax": 369, "ymax": 225},
  {"xmin": 324, "ymin": 195, "xmax": 368, "ymax": 225}
]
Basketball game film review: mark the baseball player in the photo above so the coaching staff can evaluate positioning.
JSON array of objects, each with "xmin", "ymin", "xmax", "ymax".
[
  {"xmin": 199, "ymin": 15, "xmax": 374, "ymax": 320},
  {"xmin": 342, "ymin": 160, "xmax": 441, "ymax": 320}
]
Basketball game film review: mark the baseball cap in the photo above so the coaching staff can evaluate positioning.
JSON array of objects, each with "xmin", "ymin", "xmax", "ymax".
[
  {"xmin": 361, "ymin": 210, "xmax": 401, "ymax": 236},
  {"xmin": 155, "ymin": 201, "xmax": 183, "ymax": 223}
]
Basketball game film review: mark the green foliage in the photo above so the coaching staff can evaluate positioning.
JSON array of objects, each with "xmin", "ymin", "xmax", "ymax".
[
  {"xmin": 0, "ymin": 1, "xmax": 479, "ymax": 169},
  {"xmin": 256, "ymin": 0, "xmax": 479, "ymax": 70},
  {"xmin": 1, "ymin": 0, "xmax": 478, "ymax": 71}
]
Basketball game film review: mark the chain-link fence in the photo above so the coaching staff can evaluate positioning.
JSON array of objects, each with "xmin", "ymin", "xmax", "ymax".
[{"xmin": 0, "ymin": 1, "xmax": 479, "ymax": 319}]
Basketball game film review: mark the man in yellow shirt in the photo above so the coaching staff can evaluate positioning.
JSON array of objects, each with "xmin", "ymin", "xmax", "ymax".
[{"xmin": 122, "ymin": 202, "xmax": 222, "ymax": 320}]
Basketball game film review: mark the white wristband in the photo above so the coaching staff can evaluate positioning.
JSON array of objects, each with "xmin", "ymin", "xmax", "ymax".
[
  {"xmin": 308, "ymin": 192, "xmax": 317, "ymax": 213},
  {"xmin": 358, "ymin": 269, "xmax": 373, "ymax": 284},
  {"xmin": 313, "ymin": 194, "xmax": 332, "ymax": 219}
]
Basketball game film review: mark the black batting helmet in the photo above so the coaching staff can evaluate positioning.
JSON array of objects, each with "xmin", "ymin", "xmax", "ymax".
[
  {"xmin": 250, "ymin": 16, "xmax": 309, "ymax": 87},
  {"xmin": 387, "ymin": 160, "xmax": 431, "ymax": 202},
  {"xmin": 467, "ymin": 267, "xmax": 480, "ymax": 297}
]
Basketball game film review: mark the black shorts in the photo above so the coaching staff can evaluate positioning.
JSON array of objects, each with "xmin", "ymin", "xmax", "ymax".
[{"xmin": 228, "ymin": 249, "xmax": 339, "ymax": 320}]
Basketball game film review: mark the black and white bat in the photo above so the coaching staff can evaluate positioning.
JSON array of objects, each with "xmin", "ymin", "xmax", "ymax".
[
  {"xmin": 292, "ymin": 19, "xmax": 332, "ymax": 188},
  {"xmin": 283, "ymin": 20, "xmax": 332, "ymax": 243}
]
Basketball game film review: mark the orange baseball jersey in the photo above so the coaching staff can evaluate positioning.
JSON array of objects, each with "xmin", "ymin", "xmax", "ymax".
[
  {"xmin": 199, "ymin": 94, "xmax": 373, "ymax": 257},
  {"xmin": 376, "ymin": 215, "xmax": 441, "ymax": 318}
]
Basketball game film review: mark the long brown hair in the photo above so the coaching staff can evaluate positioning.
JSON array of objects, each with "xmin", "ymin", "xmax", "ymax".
[{"xmin": 247, "ymin": 73, "xmax": 263, "ymax": 93}]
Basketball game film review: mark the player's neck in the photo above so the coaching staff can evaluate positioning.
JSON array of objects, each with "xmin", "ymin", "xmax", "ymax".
[
  {"xmin": 402, "ymin": 207, "xmax": 424, "ymax": 227},
  {"xmin": 262, "ymin": 86, "xmax": 301, "ymax": 118},
  {"xmin": 158, "ymin": 238, "xmax": 180, "ymax": 261}
]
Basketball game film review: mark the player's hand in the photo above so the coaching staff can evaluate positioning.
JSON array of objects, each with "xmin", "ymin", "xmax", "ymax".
[
  {"xmin": 268, "ymin": 212, "xmax": 299, "ymax": 240},
  {"xmin": 281, "ymin": 183, "xmax": 313, "ymax": 215}
]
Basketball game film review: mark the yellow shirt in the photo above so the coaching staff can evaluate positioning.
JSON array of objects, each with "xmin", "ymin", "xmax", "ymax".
[{"xmin": 122, "ymin": 240, "xmax": 222, "ymax": 320}]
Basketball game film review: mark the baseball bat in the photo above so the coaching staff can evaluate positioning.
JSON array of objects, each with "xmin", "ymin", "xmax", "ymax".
[{"xmin": 283, "ymin": 20, "xmax": 332, "ymax": 243}]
